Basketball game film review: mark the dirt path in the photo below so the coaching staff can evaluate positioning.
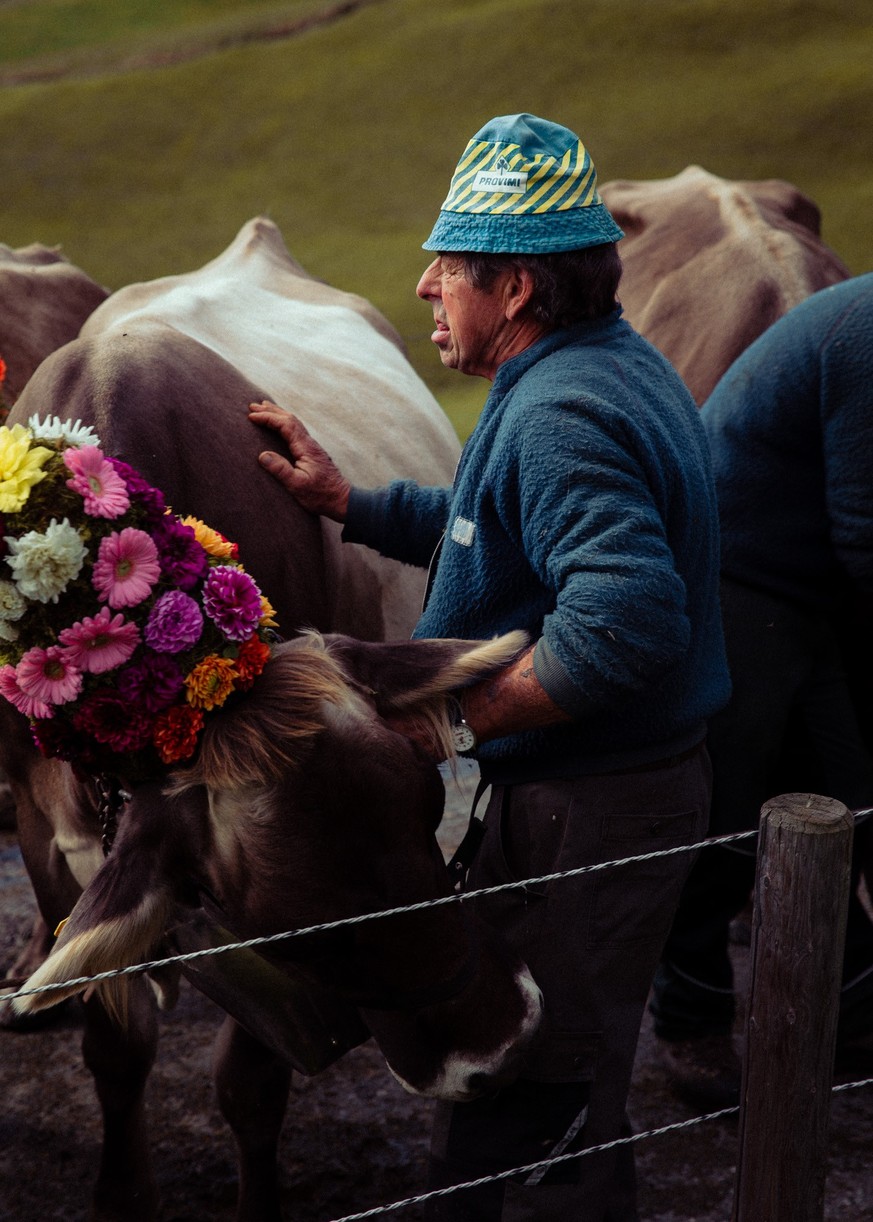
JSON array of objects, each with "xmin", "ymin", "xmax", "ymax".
[{"xmin": 2, "ymin": 765, "xmax": 873, "ymax": 1220}]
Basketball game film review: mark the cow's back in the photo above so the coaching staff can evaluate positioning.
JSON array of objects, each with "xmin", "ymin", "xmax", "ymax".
[
  {"xmin": 602, "ymin": 167, "xmax": 851, "ymax": 404},
  {"xmin": 0, "ymin": 244, "xmax": 108, "ymax": 402},
  {"xmin": 15, "ymin": 218, "xmax": 461, "ymax": 640}
]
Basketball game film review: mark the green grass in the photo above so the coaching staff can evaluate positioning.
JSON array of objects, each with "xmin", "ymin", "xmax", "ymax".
[{"xmin": 1, "ymin": 0, "xmax": 871, "ymax": 438}]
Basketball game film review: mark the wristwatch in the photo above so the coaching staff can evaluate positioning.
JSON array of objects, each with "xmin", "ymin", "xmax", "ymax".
[{"xmin": 451, "ymin": 713, "xmax": 479, "ymax": 757}]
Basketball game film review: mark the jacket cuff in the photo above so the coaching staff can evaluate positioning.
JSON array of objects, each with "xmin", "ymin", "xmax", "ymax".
[{"xmin": 533, "ymin": 636, "xmax": 596, "ymax": 720}]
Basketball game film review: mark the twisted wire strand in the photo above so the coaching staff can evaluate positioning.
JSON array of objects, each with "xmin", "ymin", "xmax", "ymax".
[
  {"xmin": 328, "ymin": 1076, "xmax": 873, "ymax": 1222},
  {"xmin": 0, "ymin": 827, "xmax": 759, "ymax": 1006}
]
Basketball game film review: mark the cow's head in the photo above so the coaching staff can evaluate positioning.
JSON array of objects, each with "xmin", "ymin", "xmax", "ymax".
[{"xmin": 14, "ymin": 631, "xmax": 542, "ymax": 1101}]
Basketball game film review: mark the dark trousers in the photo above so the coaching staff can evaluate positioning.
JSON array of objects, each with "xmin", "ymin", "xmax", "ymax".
[
  {"xmin": 651, "ymin": 579, "xmax": 873, "ymax": 1042},
  {"xmin": 428, "ymin": 748, "xmax": 712, "ymax": 1220}
]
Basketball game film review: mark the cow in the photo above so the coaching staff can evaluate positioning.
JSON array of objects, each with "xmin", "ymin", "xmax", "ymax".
[
  {"xmin": 0, "ymin": 241, "xmax": 109, "ymax": 405},
  {"xmin": 601, "ymin": 165, "xmax": 852, "ymax": 404},
  {"xmin": 0, "ymin": 218, "xmax": 545, "ymax": 1220},
  {"xmin": 0, "ymin": 244, "xmax": 108, "ymax": 829}
]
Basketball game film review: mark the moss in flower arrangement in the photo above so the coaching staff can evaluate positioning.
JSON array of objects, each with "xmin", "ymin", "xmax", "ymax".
[{"xmin": 0, "ymin": 416, "xmax": 278, "ymax": 785}]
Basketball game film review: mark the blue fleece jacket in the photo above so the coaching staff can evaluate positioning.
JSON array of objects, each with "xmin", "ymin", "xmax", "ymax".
[
  {"xmin": 345, "ymin": 310, "xmax": 730, "ymax": 783},
  {"xmin": 701, "ymin": 274, "xmax": 873, "ymax": 612}
]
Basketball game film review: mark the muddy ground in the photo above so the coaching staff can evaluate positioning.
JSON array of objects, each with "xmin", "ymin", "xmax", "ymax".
[{"xmin": 1, "ymin": 765, "xmax": 872, "ymax": 1221}]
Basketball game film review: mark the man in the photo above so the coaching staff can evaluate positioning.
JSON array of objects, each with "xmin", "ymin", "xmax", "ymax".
[
  {"xmin": 651, "ymin": 273, "xmax": 873, "ymax": 1107},
  {"xmin": 250, "ymin": 113, "xmax": 730, "ymax": 1221}
]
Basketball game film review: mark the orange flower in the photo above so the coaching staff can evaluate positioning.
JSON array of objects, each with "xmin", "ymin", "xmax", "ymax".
[
  {"xmin": 185, "ymin": 654, "xmax": 238, "ymax": 710},
  {"xmin": 234, "ymin": 634, "xmax": 271, "ymax": 688},
  {"xmin": 152, "ymin": 704, "xmax": 204, "ymax": 764},
  {"xmin": 0, "ymin": 356, "xmax": 7, "ymax": 385},
  {"xmin": 180, "ymin": 515, "xmax": 238, "ymax": 559},
  {"xmin": 259, "ymin": 594, "xmax": 279, "ymax": 629}
]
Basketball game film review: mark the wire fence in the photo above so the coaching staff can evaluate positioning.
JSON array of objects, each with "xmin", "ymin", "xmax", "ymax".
[{"xmin": 3, "ymin": 809, "xmax": 872, "ymax": 1218}]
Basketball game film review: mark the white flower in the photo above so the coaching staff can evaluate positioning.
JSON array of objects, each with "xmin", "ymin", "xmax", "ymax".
[
  {"xmin": 0, "ymin": 579, "xmax": 27, "ymax": 625},
  {"xmin": 5, "ymin": 518, "xmax": 89, "ymax": 604},
  {"xmin": 0, "ymin": 619, "xmax": 19, "ymax": 643},
  {"xmin": 27, "ymin": 414, "xmax": 102, "ymax": 448}
]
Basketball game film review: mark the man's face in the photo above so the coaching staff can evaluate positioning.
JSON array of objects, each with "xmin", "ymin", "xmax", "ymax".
[{"xmin": 416, "ymin": 256, "xmax": 512, "ymax": 381}]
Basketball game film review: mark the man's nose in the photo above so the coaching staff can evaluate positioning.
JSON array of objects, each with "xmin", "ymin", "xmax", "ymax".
[{"xmin": 416, "ymin": 258, "xmax": 442, "ymax": 301}]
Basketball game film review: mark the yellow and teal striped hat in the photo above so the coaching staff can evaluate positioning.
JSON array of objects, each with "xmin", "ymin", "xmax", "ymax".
[{"xmin": 423, "ymin": 114, "xmax": 624, "ymax": 254}]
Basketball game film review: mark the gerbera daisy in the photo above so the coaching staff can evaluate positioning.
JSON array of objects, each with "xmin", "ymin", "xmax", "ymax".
[
  {"xmin": 4, "ymin": 517, "xmax": 89, "ymax": 604},
  {"xmin": 16, "ymin": 644, "xmax": 83, "ymax": 706},
  {"xmin": 63, "ymin": 446, "xmax": 130, "ymax": 518},
  {"xmin": 0, "ymin": 664, "xmax": 53, "ymax": 720},
  {"xmin": 202, "ymin": 565, "xmax": 263, "ymax": 641},
  {"xmin": 92, "ymin": 527, "xmax": 161, "ymax": 608},
  {"xmin": 58, "ymin": 606, "xmax": 140, "ymax": 674},
  {"xmin": 0, "ymin": 424, "xmax": 54, "ymax": 513}
]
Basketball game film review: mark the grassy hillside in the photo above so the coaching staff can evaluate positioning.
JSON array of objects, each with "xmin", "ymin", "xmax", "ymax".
[{"xmin": 1, "ymin": 0, "xmax": 871, "ymax": 436}]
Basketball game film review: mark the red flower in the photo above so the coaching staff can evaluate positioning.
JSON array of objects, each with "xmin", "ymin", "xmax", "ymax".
[
  {"xmin": 152, "ymin": 704, "xmax": 204, "ymax": 765},
  {"xmin": 234, "ymin": 634, "xmax": 271, "ymax": 689}
]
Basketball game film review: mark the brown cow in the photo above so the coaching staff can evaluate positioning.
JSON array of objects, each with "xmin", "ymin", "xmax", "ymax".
[
  {"xmin": 0, "ymin": 242, "xmax": 108, "ymax": 404},
  {"xmin": 7, "ymin": 631, "xmax": 542, "ymax": 1220},
  {"xmin": 0, "ymin": 219, "xmax": 544, "ymax": 1221},
  {"xmin": 601, "ymin": 166, "xmax": 852, "ymax": 404}
]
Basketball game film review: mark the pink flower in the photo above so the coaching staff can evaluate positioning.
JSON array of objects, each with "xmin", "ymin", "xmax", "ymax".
[
  {"xmin": 92, "ymin": 527, "xmax": 161, "ymax": 608},
  {"xmin": 58, "ymin": 606, "xmax": 141, "ymax": 674},
  {"xmin": 63, "ymin": 446, "xmax": 130, "ymax": 519},
  {"xmin": 0, "ymin": 664, "xmax": 53, "ymax": 720},
  {"xmin": 15, "ymin": 645, "xmax": 83, "ymax": 706}
]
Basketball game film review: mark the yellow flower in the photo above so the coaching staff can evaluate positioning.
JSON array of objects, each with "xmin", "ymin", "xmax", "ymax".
[
  {"xmin": 185, "ymin": 654, "xmax": 238, "ymax": 710},
  {"xmin": 0, "ymin": 424, "xmax": 53, "ymax": 512},
  {"xmin": 259, "ymin": 594, "xmax": 279, "ymax": 629},
  {"xmin": 181, "ymin": 515, "xmax": 237, "ymax": 559}
]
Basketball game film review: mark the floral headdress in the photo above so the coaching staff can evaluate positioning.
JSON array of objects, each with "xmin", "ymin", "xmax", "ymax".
[{"xmin": 0, "ymin": 416, "xmax": 278, "ymax": 784}]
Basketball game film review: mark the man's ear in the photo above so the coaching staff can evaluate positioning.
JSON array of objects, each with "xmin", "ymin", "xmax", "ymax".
[{"xmin": 503, "ymin": 265, "xmax": 536, "ymax": 320}]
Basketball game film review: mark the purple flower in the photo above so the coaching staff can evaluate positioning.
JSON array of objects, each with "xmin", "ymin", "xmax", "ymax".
[
  {"xmin": 152, "ymin": 515, "xmax": 210, "ymax": 590},
  {"xmin": 144, "ymin": 590, "xmax": 204, "ymax": 654},
  {"xmin": 117, "ymin": 651, "xmax": 185, "ymax": 713},
  {"xmin": 202, "ymin": 566, "xmax": 263, "ymax": 642},
  {"xmin": 106, "ymin": 458, "xmax": 167, "ymax": 522}
]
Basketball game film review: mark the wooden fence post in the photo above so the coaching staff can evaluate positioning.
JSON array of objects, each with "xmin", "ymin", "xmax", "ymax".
[{"xmin": 732, "ymin": 793, "xmax": 854, "ymax": 1222}]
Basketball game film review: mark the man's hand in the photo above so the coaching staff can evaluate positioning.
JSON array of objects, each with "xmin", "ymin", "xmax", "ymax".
[{"xmin": 247, "ymin": 400, "xmax": 352, "ymax": 523}]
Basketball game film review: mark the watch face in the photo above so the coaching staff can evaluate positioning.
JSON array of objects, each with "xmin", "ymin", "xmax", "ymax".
[{"xmin": 452, "ymin": 722, "xmax": 477, "ymax": 753}]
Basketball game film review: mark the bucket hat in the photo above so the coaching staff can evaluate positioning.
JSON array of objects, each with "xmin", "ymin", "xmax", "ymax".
[{"xmin": 423, "ymin": 113, "xmax": 624, "ymax": 255}]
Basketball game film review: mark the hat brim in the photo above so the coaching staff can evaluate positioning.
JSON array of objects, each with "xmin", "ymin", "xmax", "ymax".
[{"xmin": 422, "ymin": 205, "xmax": 624, "ymax": 254}]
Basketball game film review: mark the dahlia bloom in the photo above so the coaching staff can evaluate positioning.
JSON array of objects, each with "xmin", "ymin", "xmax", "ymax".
[
  {"xmin": 73, "ymin": 689, "xmax": 154, "ymax": 752},
  {"xmin": 144, "ymin": 590, "xmax": 204, "ymax": 653},
  {"xmin": 202, "ymin": 565, "xmax": 263, "ymax": 641},
  {"xmin": 234, "ymin": 634, "xmax": 271, "ymax": 688},
  {"xmin": 106, "ymin": 458, "xmax": 167, "ymax": 522},
  {"xmin": 185, "ymin": 654, "xmax": 238, "ymax": 710},
  {"xmin": 152, "ymin": 515, "xmax": 210, "ymax": 590},
  {"xmin": 117, "ymin": 651, "xmax": 185, "ymax": 713},
  {"xmin": 5, "ymin": 518, "xmax": 88, "ymax": 604},
  {"xmin": 152, "ymin": 703, "xmax": 204, "ymax": 765}
]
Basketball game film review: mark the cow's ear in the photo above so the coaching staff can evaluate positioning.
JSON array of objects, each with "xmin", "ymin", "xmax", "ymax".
[{"xmin": 323, "ymin": 630, "xmax": 528, "ymax": 713}]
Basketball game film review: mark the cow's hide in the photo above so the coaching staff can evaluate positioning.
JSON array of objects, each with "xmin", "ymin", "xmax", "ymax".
[
  {"xmin": 0, "ymin": 242, "xmax": 108, "ymax": 403},
  {"xmin": 602, "ymin": 166, "xmax": 851, "ymax": 404}
]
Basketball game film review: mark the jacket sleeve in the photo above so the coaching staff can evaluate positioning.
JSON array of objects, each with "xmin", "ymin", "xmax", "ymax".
[
  {"xmin": 509, "ymin": 399, "xmax": 693, "ymax": 717},
  {"xmin": 820, "ymin": 299, "xmax": 873, "ymax": 596},
  {"xmin": 342, "ymin": 481, "xmax": 452, "ymax": 569}
]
